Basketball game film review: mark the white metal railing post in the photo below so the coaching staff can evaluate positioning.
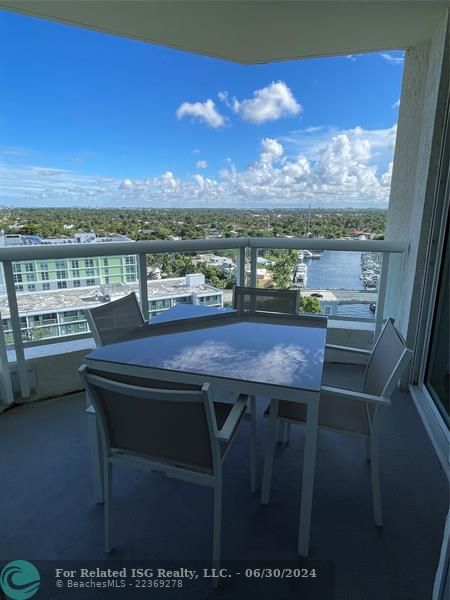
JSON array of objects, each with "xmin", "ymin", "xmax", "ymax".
[
  {"xmin": 0, "ymin": 309, "xmax": 14, "ymax": 405},
  {"xmin": 236, "ymin": 247, "xmax": 246, "ymax": 286},
  {"xmin": 250, "ymin": 247, "xmax": 258, "ymax": 287},
  {"xmin": 3, "ymin": 261, "xmax": 30, "ymax": 398},
  {"xmin": 374, "ymin": 252, "xmax": 390, "ymax": 340},
  {"xmin": 138, "ymin": 253, "xmax": 149, "ymax": 319}
]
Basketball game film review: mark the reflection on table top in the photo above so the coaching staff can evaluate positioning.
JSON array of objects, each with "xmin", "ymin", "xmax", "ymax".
[{"xmin": 87, "ymin": 313, "xmax": 327, "ymax": 392}]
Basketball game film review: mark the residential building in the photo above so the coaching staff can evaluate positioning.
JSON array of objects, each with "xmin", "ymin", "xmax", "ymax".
[
  {"xmin": 0, "ymin": 232, "xmax": 138, "ymax": 293},
  {"xmin": 0, "ymin": 273, "xmax": 223, "ymax": 343}
]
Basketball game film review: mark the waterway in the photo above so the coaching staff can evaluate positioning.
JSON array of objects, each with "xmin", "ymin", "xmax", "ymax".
[{"xmin": 305, "ymin": 250, "xmax": 373, "ymax": 318}]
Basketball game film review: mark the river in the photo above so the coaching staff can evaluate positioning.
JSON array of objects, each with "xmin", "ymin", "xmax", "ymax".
[{"xmin": 304, "ymin": 250, "xmax": 373, "ymax": 318}]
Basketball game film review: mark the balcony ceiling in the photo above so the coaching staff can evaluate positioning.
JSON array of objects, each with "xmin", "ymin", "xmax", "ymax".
[{"xmin": 1, "ymin": 0, "xmax": 448, "ymax": 63}]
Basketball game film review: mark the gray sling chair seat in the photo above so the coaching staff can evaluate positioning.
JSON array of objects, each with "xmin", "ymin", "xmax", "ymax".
[
  {"xmin": 232, "ymin": 285, "xmax": 300, "ymax": 315},
  {"xmin": 80, "ymin": 365, "xmax": 249, "ymax": 576},
  {"xmin": 261, "ymin": 318, "xmax": 413, "ymax": 526},
  {"xmin": 84, "ymin": 292, "xmax": 147, "ymax": 347}
]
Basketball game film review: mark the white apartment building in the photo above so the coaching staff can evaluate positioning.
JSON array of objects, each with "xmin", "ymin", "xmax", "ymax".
[
  {"xmin": 0, "ymin": 231, "xmax": 138, "ymax": 294},
  {"xmin": 0, "ymin": 273, "xmax": 223, "ymax": 343}
]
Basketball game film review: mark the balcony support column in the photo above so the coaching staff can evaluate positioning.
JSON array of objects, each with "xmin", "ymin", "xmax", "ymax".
[
  {"xmin": 3, "ymin": 261, "xmax": 30, "ymax": 398},
  {"xmin": 138, "ymin": 253, "xmax": 149, "ymax": 320},
  {"xmin": 236, "ymin": 247, "xmax": 246, "ymax": 286},
  {"xmin": 374, "ymin": 252, "xmax": 390, "ymax": 340},
  {"xmin": 250, "ymin": 247, "xmax": 258, "ymax": 288}
]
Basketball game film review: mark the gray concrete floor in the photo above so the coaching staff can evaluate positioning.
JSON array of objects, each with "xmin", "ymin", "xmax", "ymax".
[{"xmin": 0, "ymin": 365, "xmax": 447, "ymax": 599}]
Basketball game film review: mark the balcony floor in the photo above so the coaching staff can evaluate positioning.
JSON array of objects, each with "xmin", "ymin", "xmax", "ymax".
[{"xmin": 0, "ymin": 365, "xmax": 447, "ymax": 599}]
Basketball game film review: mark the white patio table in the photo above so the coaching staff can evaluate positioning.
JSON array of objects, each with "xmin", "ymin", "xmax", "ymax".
[{"xmin": 84, "ymin": 310, "xmax": 327, "ymax": 556}]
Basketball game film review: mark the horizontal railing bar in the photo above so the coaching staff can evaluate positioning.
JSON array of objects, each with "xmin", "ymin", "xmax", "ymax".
[
  {"xmin": 0, "ymin": 238, "xmax": 248, "ymax": 261},
  {"xmin": 249, "ymin": 238, "xmax": 406, "ymax": 253},
  {"xmin": 0, "ymin": 237, "xmax": 406, "ymax": 262}
]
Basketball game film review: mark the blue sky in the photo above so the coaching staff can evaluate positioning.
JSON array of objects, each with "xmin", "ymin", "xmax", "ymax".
[{"xmin": 0, "ymin": 10, "xmax": 404, "ymax": 208}]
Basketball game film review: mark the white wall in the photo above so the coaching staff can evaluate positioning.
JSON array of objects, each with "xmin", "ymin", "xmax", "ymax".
[{"xmin": 385, "ymin": 12, "xmax": 449, "ymax": 358}]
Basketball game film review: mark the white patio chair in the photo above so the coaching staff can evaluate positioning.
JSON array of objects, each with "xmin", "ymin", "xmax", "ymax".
[
  {"xmin": 84, "ymin": 292, "xmax": 149, "ymax": 501},
  {"xmin": 261, "ymin": 318, "xmax": 413, "ymax": 526},
  {"xmin": 233, "ymin": 285, "xmax": 300, "ymax": 315},
  {"xmin": 80, "ymin": 365, "xmax": 249, "ymax": 574},
  {"xmin": 84, "ymin": 292, "xmax": 146, "ymax": 347}
]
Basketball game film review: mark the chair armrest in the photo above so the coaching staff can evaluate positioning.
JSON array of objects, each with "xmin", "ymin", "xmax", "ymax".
[
  {"xmin": 216, "ymin": 395, "xmax": 248, "ymax": 442},
  {"xmin": 325, "ymin": 344, "xmax": 372, "ymax": 355},
  {"xmin": 320, "ymin": 385, "xmax": 390, "ymax": 406}
]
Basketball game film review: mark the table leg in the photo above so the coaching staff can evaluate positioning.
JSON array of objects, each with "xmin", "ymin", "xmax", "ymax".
[
  {"xmin": 261, "ymin": 398, "xmax": 279, "ymax": 505},
  {"xmin": 298, "ymin": 395, "xmax": 319, "ymax": 556}
]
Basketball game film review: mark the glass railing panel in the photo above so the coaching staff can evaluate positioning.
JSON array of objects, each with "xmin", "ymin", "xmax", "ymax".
[
  {"xmin": 145, "ymin": 249, "xmax": 237, "ymax": 317},
  {"xmin": 255, "ymin": 248, "xmax": 383, "ymax": 319},
  {"xmin": 7, "ymin": 254, "xmax": 139, "ymax": 344}
]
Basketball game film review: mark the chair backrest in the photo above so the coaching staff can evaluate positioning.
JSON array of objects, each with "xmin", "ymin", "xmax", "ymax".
[
  {"xmin": 363, "ymin": 318, "xmax": 412, "ymax": 398},
  {"xmin": 79, "ymin": 366, "xmax": 220, "ymax": 474},
  {"xmin": 85, "ymin": 292, "xmax": 145, "ymax": 346},
  {"xmin": 233, "ymin": 286, "xmax": 299, "ymax": 315}
]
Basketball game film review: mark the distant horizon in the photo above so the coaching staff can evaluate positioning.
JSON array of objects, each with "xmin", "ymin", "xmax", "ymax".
[
  {"xmin": 1, "ymin": 11, "xmax": 403, "ymax": 209},
  {"xmin": 0, "ymin": 205, "xmax": 388, "ymax": 212}
]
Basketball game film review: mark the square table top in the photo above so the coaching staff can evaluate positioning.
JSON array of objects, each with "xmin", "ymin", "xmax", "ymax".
[{"xmin": 86, "ymin": 312, "xmax": 327, "ymax": 392}]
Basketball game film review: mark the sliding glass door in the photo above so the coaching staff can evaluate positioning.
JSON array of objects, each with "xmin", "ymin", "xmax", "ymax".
[{"xmin": 425, "ymin": 219, "xmax": 450, "ymax": 429}]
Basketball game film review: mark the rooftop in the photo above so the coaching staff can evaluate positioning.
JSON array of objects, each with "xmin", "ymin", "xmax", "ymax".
[
  {"xmin": 0, "ymin": 275, "xmax": 222, "ymax": 317},
  {"xmin": 0, "ymin": 231, "xmax": 133, "ymax": 246}
]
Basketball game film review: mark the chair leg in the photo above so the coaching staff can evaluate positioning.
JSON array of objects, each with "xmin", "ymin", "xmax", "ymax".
[
  {"xmin": 250, "ymin": 395, "xmax": 257, "ymax": 494},
  {"xmin": 285, "ymin": 422, "xmax": 291, "ymax": 444},
  {"xmin": 366, "ymin": 435, "xmax": 371, "ymax": 462},
  {"xmin": 212, "ymin": 482, "xmax": 222, "ymax": 588},
  {"xmin": 276, "ymin": 420, "xmax": 281, "ymax": 442},
  {"xmin": 104, "ymin": 461, "xmax": 113, "ymax": 553},
  {"xmin": 88, "ymin": 412, "xmax": 104, "ymax": 503},
  {"xmin": 261, "ymin": 399, "xmax": 279, "ymax": 505},
  {"xmin": 369, "ymin": 433, "xmax": 383, "ymax": 526}
]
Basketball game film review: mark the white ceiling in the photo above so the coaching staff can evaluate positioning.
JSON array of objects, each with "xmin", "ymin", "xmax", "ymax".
[{"xmin": 1, "ymin": 1, "xmax": 448, "ymax": 63}]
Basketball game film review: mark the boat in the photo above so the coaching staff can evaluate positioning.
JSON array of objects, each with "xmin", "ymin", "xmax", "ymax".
[
  {"xmin": 293, "ymin": 262, "xmax": 308, "ymax": 287},
  {"xmin": 303, "ymin": 249, "xmax": 321, "ymax": 259}
]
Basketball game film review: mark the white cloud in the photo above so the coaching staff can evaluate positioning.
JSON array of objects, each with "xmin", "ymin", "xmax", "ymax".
[
  {"xmin": 232, "ymin": 81, "xmax": 302, "ymax": 124},
  {"xmin": 120, "ymin": 178, "xmax": 134, "ymax": 189},
  {"xmin": 196, "ymin": 160, "xmax": 208, "ymax": 169},
  {"xmin": 176, "ymin": 99, "xmax": 225, "ymax": 128},
  {"xmin": 380, "ymin": 52, "xmax": 404, "ymax": 65},
  {"xmin": 260, "ymin": 138, "xmax": 284, "ymax": 164},
  {"xmin": 392, "ymin": 99, "xmax": 400, "ymax": 109},
  {"xmin": 0, "ymin": 124, "xmax": 397, "ymax": 208}
]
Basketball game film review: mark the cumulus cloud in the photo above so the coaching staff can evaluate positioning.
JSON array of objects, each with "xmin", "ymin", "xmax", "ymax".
[
  {"xmin": 0, "ymin": 124, "xmax": 397, "ymax": 208},
  {"xmin": 380, "ymin": 52, "xmax": 404, "ymax": 65},
  {"xmin": 392, "ymin": 99, "xmax": 400, "ymax": 109},
  {"xmin": 196, "ymin": 160, "xmax": 208, "ymax": 169},
  {"xmin": 176, "ymin": 99, "xmax": 225, "ymax": 128},
  {"xmin": 260, "ymin": 138, "xmax": 284, "ymax": 164},
  {"xmin": 232, "ymin": 81, "xmax": 302, "ymax": 124}
]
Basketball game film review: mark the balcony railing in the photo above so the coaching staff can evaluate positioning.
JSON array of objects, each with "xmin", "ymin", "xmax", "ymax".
[{"xmin": 0, "ymin": 237, "xmax": 406, "ymax": 401}]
